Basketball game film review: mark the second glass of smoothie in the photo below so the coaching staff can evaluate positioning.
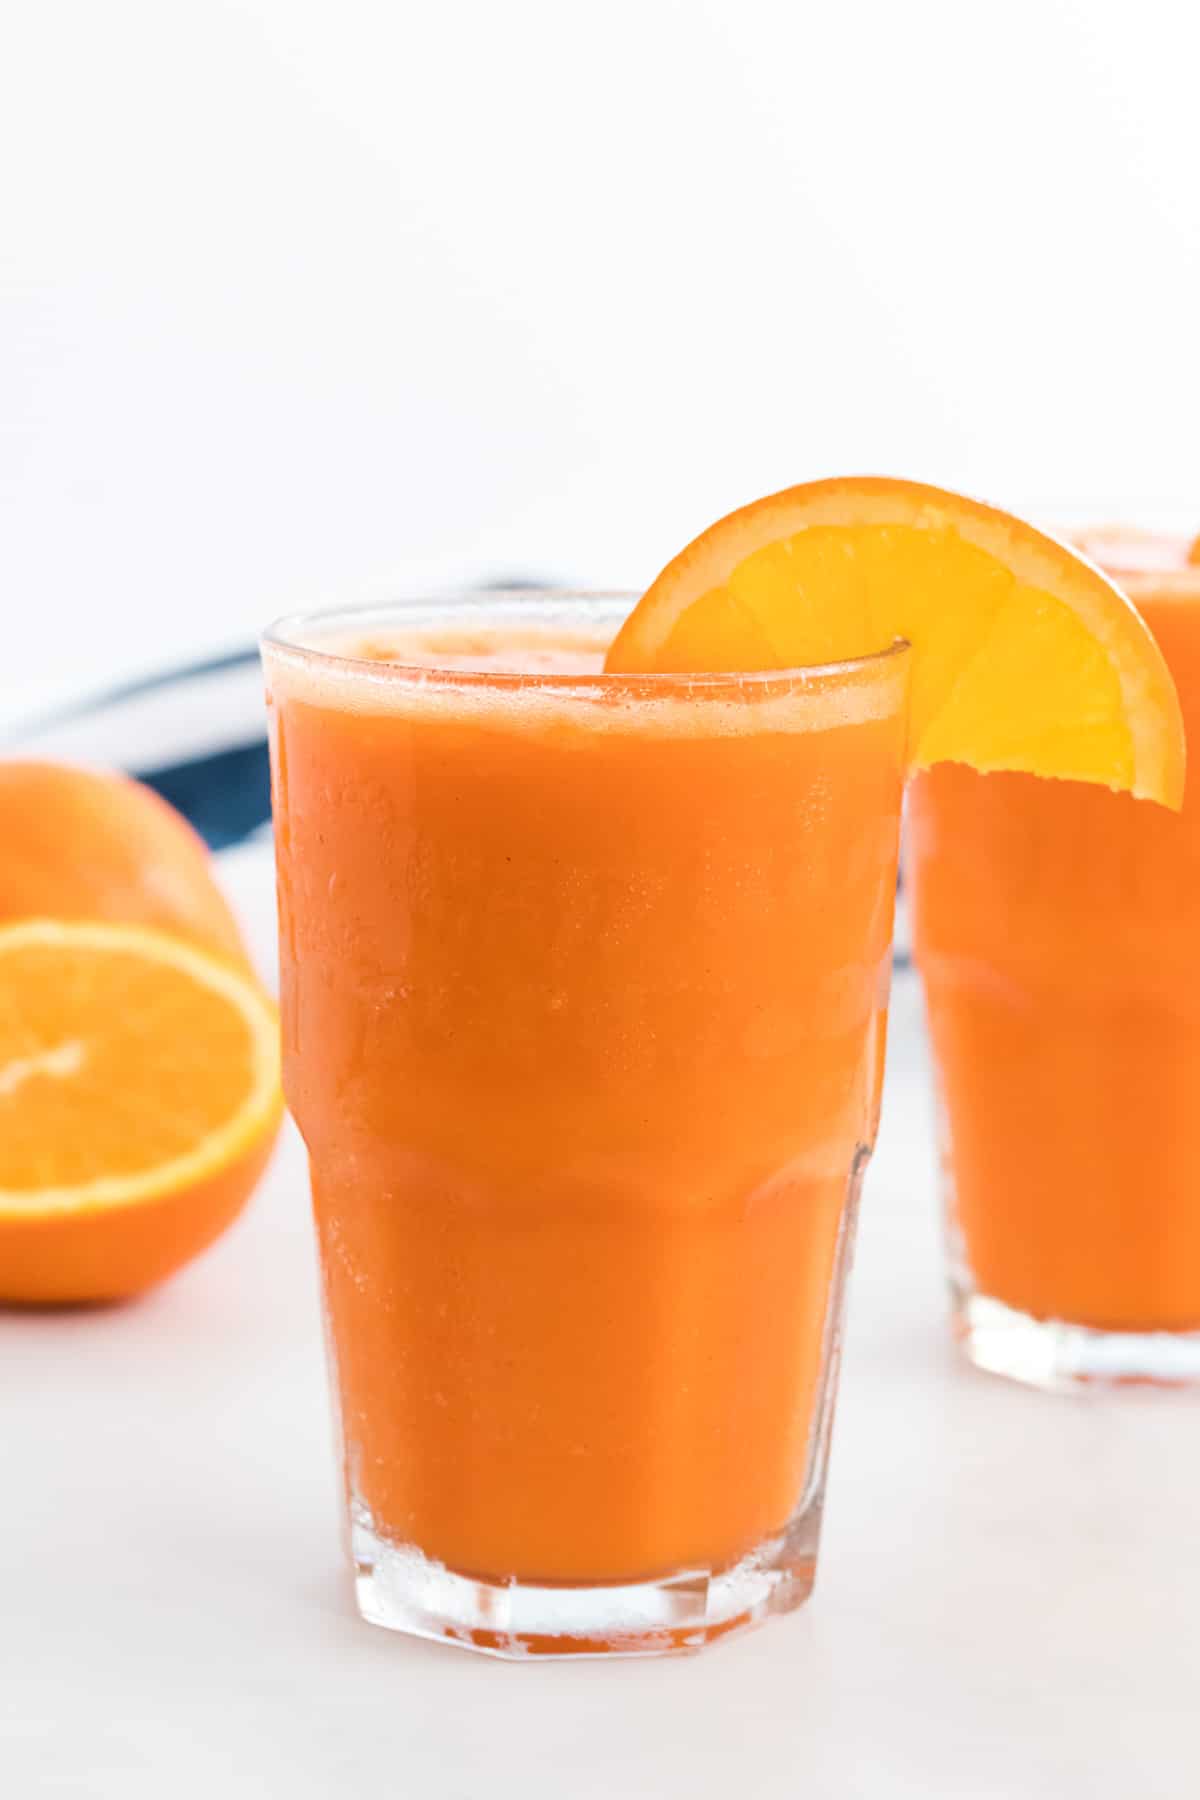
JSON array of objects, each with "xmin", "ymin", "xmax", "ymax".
[
  {"xmin": 909, "ymin": 530, "xmax": 1200, "ymax": 1387},
  {"xmin": 264, "ymin": 593, "xmax": 908, "ymax": 1657}
]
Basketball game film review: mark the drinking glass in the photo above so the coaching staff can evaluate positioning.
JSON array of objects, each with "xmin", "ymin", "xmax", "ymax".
[
  {"xmin": 264, "ymin": 594, "xmax": 908, "ymax": 1655},
  {"xmin": 909, "ymin": 535, "xmax": 1200, "ymax": 1387}
]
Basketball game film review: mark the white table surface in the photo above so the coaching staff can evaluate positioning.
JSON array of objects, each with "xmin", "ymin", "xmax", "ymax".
[{"xmin": 3, "ymin": 845, "xmax": 1196, "ymax": 1800}]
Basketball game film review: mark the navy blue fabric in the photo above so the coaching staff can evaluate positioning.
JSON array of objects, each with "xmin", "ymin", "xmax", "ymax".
[{"xmin": 136, "ymin": 739, "xmax": 271, "ymax": 851}]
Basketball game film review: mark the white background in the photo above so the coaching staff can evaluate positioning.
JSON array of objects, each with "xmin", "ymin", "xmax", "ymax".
[{"xmin": 4, "ymin": 0, "xmax": 1200, "ymax": 726}]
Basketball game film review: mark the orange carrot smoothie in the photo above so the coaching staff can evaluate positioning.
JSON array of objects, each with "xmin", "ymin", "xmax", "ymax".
[
  {"xmin": 909, "ymin": 532, "xmax": 1200, "ymax": 1378},
  {"xmin": 264, "ymin": 595, "xmax": 908, "ymax": 1652}
]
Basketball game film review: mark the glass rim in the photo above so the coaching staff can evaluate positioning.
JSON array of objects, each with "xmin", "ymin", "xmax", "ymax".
[{"xmin": 261, "ymin": 591, "xmax": 911, "ymax": 693}]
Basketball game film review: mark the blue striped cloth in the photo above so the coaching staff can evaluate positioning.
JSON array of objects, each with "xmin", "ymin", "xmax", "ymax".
[{"xmin": 7, "ymin": 649, "xmax": 271, "ymax": 851}]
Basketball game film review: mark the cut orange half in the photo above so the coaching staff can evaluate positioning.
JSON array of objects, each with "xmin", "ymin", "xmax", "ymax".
[
  {"xmin": 606, "ymin": 477, "xmax": 1185, "ymax": 807},
  {"xmin": 0, "ymin": 920, "xmax": 283, "ymax": 1302}
]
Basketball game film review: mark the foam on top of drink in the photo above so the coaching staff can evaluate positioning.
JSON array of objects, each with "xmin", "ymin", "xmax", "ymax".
[
  {"xmin": 351, "ymin": 629, "xmax": 608, "ymax": 677},
  {"xmin": 265, "ymin": 621, "xmax": 908, "ymax": 738}
]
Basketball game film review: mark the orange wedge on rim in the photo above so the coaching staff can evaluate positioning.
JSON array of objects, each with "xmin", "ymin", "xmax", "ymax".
[
  {"xmin": 0, "ymin": 920, "xmax": 282, "ymax": 1303},
  {"xmin": 606, "ymin": 477, "xmax": 1185, "ymax": 808}
]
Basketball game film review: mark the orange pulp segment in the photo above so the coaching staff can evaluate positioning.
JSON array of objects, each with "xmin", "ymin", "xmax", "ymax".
[
  {"xmin": 0, "ymin": 920, "xmax": 281, "ymax": 1215},
  {"xmin": 606, "ymin": 477, "xmax": 1185, "ymax": 807}
]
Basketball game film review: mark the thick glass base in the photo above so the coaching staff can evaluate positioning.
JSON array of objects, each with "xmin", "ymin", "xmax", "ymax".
[
  {"xmin": 953, "ymin": 1286, "xmax": 1200, "ymax": 1391},
  {"xmin": 350, "ymin": 1500, "xmax": 821, "ymax": 1659}
]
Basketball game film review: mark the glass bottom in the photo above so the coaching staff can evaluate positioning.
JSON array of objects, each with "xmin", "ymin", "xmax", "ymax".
[
  {"xmin": 350, "ymin": 1498, "xmax": 821, "ymax": 1660},
  {"xmin": 952, "ymin": 1285, "xmax": 1200, "ymax": 1390}
]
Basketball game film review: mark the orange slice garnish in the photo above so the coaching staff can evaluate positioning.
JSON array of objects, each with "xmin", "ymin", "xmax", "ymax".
[
  {"xmin": 0, "ymin": 920, "xmax": 282, "ymax": 1301},
  {"xmin": 606, "ymin": 477, "xmax": 1185, "ymax": 807}
]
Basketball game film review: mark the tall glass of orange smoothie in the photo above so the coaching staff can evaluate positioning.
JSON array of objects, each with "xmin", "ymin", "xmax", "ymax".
[
  {"xmin": 910, "ymin": 531, "xmax": 1200, "ymax": 1388},
  {"xmin": 264, "ymin": 593, "xmax": 909, "ymax": 1657}
]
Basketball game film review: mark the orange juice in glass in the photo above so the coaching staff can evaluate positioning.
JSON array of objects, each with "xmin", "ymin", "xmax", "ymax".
[
  {"xmin": 910, "ymin": 530, "xmax": 1200, "ymax": 1386},
  {"xmin": 264, "ymin": 594, "xmax": 909, "ymax": 1656}
]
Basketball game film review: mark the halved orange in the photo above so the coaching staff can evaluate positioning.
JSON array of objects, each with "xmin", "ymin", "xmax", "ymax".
[
  {"xmin": 0, "ymin": 761, "xmax": 250, "ymax": 966},
  {"xmin": 606, "ymin": 477, "xmax": 1185, "ymax": 807},
  {"xmin": 0, "ymin": 920, "xmax": 282, "ymax": 1303}
]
